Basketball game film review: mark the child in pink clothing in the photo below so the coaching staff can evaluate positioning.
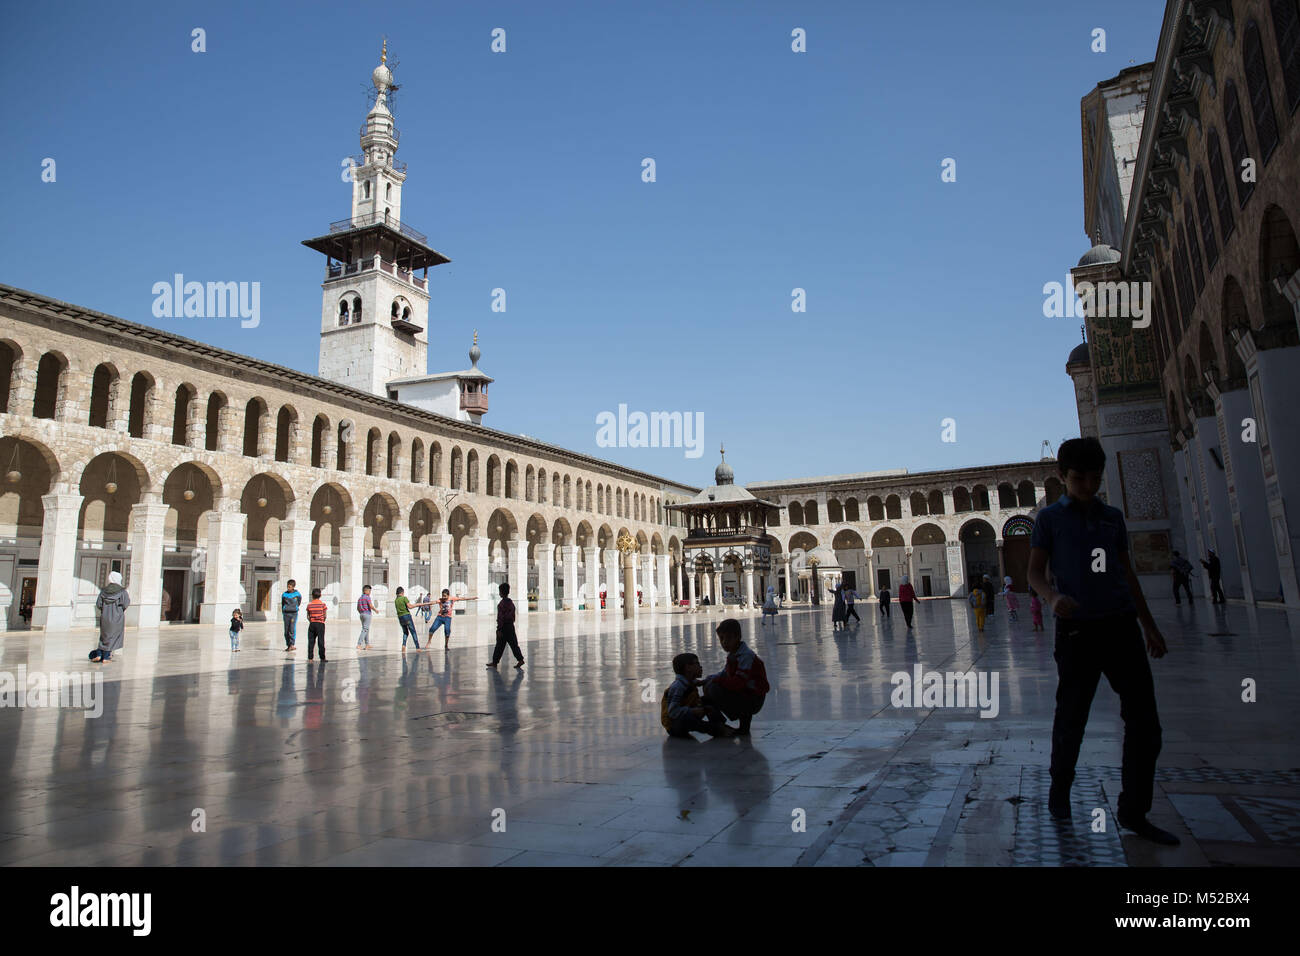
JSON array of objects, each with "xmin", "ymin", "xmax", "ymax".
[
  {"xmin": 1029, "ymin": 591, "xmax": 1044, "ymax": 630},
  {"xmin": 1002, "ymin": 576, "xmax": 1019, "ymax": 622}
]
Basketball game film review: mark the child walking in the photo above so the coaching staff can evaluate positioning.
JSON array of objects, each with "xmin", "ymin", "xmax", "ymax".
[
  {"xmin": 356, "ymin": 584, "xmax": 376, "ymax": 650},
  {"xmin": 969, "ymin": 585, "xmax": 987, "ymax": 632},
  {"xmin": 394, "ymin": 586, "xmax": 421, "ymax": 651},
  {"xmin": 486, "ymin": 582, "xmax": 524, "ymax": 668},
  {"xmin": 1002, "ymin": 576, "xmax": 1020, "ymax": 622},
  {"xmin": 306, "ymin": 588, "xmax": 328, "ymax": 662},
  {"xmin": 229, "ymin": 607, "xmax": 243, "ymax": 651}
]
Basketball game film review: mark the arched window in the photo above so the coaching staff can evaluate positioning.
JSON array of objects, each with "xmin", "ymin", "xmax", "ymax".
[
  {"xmin": 1206, "ymin": 130, "xmax": 1235, "ymax": 241},
  {"xmin": 1223, "ymin": 81, "xmax": 1255, "ymax": 207},
  {"xmin": 353, "ymin": 296, "xmax": 362, "ymax": 322},
  {"xmin": 1193, "ymin": 169, "xmax": 1219, "ymax": 269},
  {"xmin": 88, "ymin": 364, "xmax": 114, "ymax": 428},
  {"xmin": 311, "ymin": 416, "xmax": 327, "ymax": 468},
  {"xmin": 1184, "ymin": 203, "xmax": 1205, "ymax": 295},
  {"xmin": 385, "ymin": 182, "xmax": 392, "ymax": 199},
  {"xmin": 364, "ymin": 181, "xmax": 371, "ymax": 199},
  {"xmin": 338, "ymin": 298, "xmax": 350, "ymax": 326},
  {"xmin": 1243, "ymin": 21, "xmax": 1280, "ymax": 162},
  {"xmin": 127, "ymin": 373, "xmax": 152, "ymax": 439},
  {"xmin": 206, "ymin": 393, "xmax": 226, "ymax": 452},
  {"xmin": 171, "ymin": 384, "xmax": 194, "ymax": 445},
  {"xmin": 1271, "ymin": 0, "xmax": 1300, "ymax": 111},
  {"xmin": 844, "ymin": 497, "xmax": 860, "ymax": 521}
]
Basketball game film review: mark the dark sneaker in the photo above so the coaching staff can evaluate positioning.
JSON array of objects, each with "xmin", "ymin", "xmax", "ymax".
[
  {"xmin": 514, "ymin": 660, "xmax": 525, "ymax": 669},
  {"xmin": 486, "ymin": 662, "xmax": 498, "ymax": 668},
  {"xmin": 1118, "ymin": 814, "xmax": 1181, "ymax": 845}
]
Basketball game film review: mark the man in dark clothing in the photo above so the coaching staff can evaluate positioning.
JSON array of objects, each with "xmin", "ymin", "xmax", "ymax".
[
  {"xmin": 486, "ymin": 582, "xmax": 524, "ymax": 669},
  {"xmin": 1200, "ymin": 550, "xmax": 1225, "ymax": 604},
  {"xmin": 981, "ymin": 575, "xmax": 997, "ymax": 617},
  {"xmin": 1028, "ymin": 437, "xmax": 1178, "ymax": 847},
  {"xmin": 1170, "ymin": 551, "xmax": 1194, "ymax": 604}
]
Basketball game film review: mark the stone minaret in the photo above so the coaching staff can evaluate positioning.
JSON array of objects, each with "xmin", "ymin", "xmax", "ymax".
[{"xmin": 304, "ymin": 40, "xmax": 451, "ymax": 398}]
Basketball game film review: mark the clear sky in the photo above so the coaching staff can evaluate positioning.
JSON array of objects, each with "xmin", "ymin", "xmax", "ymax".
[{"xmin": 0, "ymin": 0, "xmax": 1165, "ymax": 489}]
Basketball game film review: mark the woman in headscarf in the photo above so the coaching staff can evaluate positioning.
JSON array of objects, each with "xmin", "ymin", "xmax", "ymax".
[
  {"xmin": 90, "ymin": 570, "xmax": 131, "ymax": 663},
  {"xmin": 830, "ymin": 580, "xmax": 847, "ymax": 630},
  {"xmin": 897, "ymin": 575, "xmax": 917, "ymax": 629},
  {"xmin": 761, "ymin": 585, "xmax": 779, "ymax": 624}
]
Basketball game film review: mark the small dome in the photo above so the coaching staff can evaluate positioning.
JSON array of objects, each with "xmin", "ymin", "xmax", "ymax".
[
  {"xmin": 372, "ymin": 63, "xmax": 393, "ymax": 91},
  {"xmin": 469, "ymin": 331, "xmax": 481, "ymax": 367},
  {"xmin": 714, "ymin": 446, "xmax": 734, "ymax": 485},
  {"xmin": 1076, "ymin": 242, "xmax": 1120, "ymax": 268},
  {"xmin": 1067, "ymin": 341, "xmax": 1090, "ymax": 365}
]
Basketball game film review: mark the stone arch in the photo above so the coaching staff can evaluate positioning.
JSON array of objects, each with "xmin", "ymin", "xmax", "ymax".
[
  {"xmin": 525, "ymin": 513, "xmax": 549, "ymax": 556},
  {"xmin": 125, "ymin": 371, "xmax": 156, "ymax": 439},
  {"xmin": 242, "ymin": 397, "xmax": 269, "ymax": 457},
  {"xmin": 551, "ymin": 516, "xmax": 573, "ymax": 546},
  {"xmin": 884, "ymin": 494, "xmax": 902, "ymax": 520},
  {"xmin": 274, "ymin": 404, "xmax": 298, "ymax": 463},
  {"xmin": 788, "ymin": 531, "xmax": 819, "ymax": 554},
  {"xmin": 0, "ymin": 435, "xmax": 60, "ymax": 538},
  {"xmin": 586, "ymin": 480, "xmax": 594, "ymax": 513},
  {"xmin": 336, "ymin": 419, "xmax": 354, "ymax": 472},
  {"xmin": 1258, "ymin": 204, "xmax": 1300, "ymax": 342},
  {"xmin": 410, "ymin": 438, "xmax": 425, "ymax": 484},
  {"xmin": 1016, "ymin": 480, "xmax": 1036, "ymax": 508},
  {"xmin": 466, "ymin": 449, "xmax": 480, "ymax": 493},
  {"xmin": 788, "ymin": 500, "xmax": 804, "ymax": 525},
  {"xmin": 832, "ymin": 527, "xmax": 865, "ymax": 550},
  {"xmin": 651, "ymin": 532, "xmax": 665, "ymax": 553},
  {"xmin": 1044, "ymin": 476, "xmax": 1064, "ymax": 505},
  {"xmin": 537, "ymin": 469, "xmax": 548, "ymax": 504},
  {"xmin": 450, "ymin": 445, "xmax": 463, "ymax": 489},
  {"xmin": 971, "ymin": 484, "xmax": 990, "ymax": 511},
  {"xmin": 844, "ymin": 496, "xmax": 860, "ymax": 521},
  {"xmin": 803, "ymin": 499, "xmax": 819, "ymax": 525},
  {"xmin": 33, "ymin": 350, "xmax": 69, "ymax": 420},
  {"xmin": 870, "ymin": 527, "xmax": 905, "ymax": 549},
  {"xmin": 910, "ymin": 491, "xmax": 929, "ymax": 516},
  {"xmin": 240, "ymin": 471, "xmax": 295, "ymax": 550},
  {"xmin": 486, "ymin": 454, "xmax": 502, "ymax": 496},
  {"xmin": 409, "ymin": 498, "xmax": 442, "ymax": 557},
  {"xmin": 997, "ymin": 482, "xmax": 1017, "ymax": 509},
  {"xmin": 506, "ymin": 459, "xmax": 519, "ymax": 499},
  {"xmin": 0, "ymin": 338, "xmax": 20, "ymax": 414},
  {"xmin": 429, "ymin": 441, "xmax": 443, "ymax": 486},
  {"xmin": 563, "ymin": 474, "xmax": 572, "ymax": 509},
  {"xmin": 87, "ymin": 361, "xmax": 121, "ymax": 429},
  {"xmin": 952, "ymin": 486, "xmax": 972, "ymax": 513},
  {"xmin": 309, "ymin": 482, "xmax": 354, "ymax": 554},
  {"xmin": 911, "ymin": 522, "xmax": 945, "ymax": 545},
  {"xmin": 928, "ymin": 489, "xmax": 945, "ymax": 514},
  {"xmin": 1221, "ymin": 275, "xmax": 1251, "ymax": 386},
  {"xmin": 525, "ymin": 464, "xmax": 536, "ymax": 502},
  {"xmin": 1197, "ymin": 321, "xmax": 1220, "ymax": 387},
  {"xmin": 364, "ymin": 427, "xmax": 382, "ymax": 477},
  {"xmin": 827, "ymin": 497, "xmax": 844, "ymax": 523},
  {"xmin": 867, "ymin": 495, "xmax": 885, "ymax": 521},
  {"xmin": 76, "ymin": 450, "xmax": 151, "ymax": 543},
  {"xmin": 575, "ymin": 519, "xmax": 594, "ymax": 548},
  {"xmin": 385, "ymin": 431, "xmax": 402, "ymax": 480},
  {"xmin": 170, "ymin": 383, "xmax": 197, "ymax": 446},
  {"xmin": 447, "ymin": 503, "xmax": 480, "ymax": 563},
  {"xmin": 160, "ymin": 459, "xmax": 222, "ymax": 551},
  {"xmin": 363, "ymin": 492, "xmax": 401, "ymax": 555}
]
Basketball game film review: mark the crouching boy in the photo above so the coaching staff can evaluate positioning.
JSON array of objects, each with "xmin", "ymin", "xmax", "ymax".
[
  {"xmin": 662, "ymin": 653, "xmax": 733, "ymax": 738},
  {"xmin": 702, "ymin": 618, "xmax": 771, "ymax": 736}
]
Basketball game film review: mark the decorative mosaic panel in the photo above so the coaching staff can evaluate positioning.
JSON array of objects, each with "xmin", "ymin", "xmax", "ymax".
[
  {"xmin": 1117, "ymin": 447, "xmax": 1167, "ymax": 520},
  {"xmin": 1128, "ymin": 530, "xmax": 1171, "ymax": 574},
  {"xmin": 1103, "ymin": 407, "xmax": 1164, "ymax": 429}
]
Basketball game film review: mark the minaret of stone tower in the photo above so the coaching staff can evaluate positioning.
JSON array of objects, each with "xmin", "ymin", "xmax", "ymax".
[{"xmin": 304, "ymin": 40, "xmax": 451, "ymax": 398}]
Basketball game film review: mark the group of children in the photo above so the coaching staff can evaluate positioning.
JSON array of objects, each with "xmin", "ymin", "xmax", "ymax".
[
  {"xmin": 230, "ymin": 579, "xmax": 486, "ymax": 659},
  {"xmin": 661, "ymin": 618, "xmax": 771, "ymax": 738},
  {"xmin": 967, "ymin": 576, "xmax": 1046, "ymax": 633}
]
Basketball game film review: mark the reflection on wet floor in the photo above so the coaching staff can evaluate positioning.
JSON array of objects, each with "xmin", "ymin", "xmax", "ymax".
[{"xmin": 0, "ymin": 597, "xmax": 1297, "ymax": 866}]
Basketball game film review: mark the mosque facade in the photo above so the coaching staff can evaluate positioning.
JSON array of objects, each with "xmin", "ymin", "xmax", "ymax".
[{"xmin": 1, "ymin": 46, "xmax": 1063, "ymax": 631}]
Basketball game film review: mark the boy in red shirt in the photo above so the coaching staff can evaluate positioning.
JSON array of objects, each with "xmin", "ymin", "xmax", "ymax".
[
  {"xmin": 485, "ymin": 582, "xmax": 524, "ymax": 669},
  {"xmin": 702, "ymin": 618, "xmax": 771, "ymax": 735},
  {"xmin": 306, "ymin": 588, "xmax": 328, "ymax": 662}
]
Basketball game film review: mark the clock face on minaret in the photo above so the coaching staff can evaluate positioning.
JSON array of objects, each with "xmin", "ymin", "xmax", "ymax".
[{"xmin": 302, "ymin": 41, "xmax": 451, "ymax": 398}]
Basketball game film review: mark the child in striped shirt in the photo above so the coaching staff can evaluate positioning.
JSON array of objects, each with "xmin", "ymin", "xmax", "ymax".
[{"xmin": 306, "ymin": 588, "xmax": 328, "ymax": 661}]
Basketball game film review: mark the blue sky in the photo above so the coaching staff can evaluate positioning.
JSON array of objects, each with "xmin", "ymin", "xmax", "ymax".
[{"xmin": 0, "ymin": 0, "xmax": 1164, "ymax": 488}]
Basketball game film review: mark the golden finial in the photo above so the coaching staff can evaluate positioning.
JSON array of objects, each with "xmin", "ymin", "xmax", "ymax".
[
  {"xmin": 473, "ymin": 329, "xmax": 478, "ymax": 345},
  {"xmin": 381, "ymin": 38, "xmax": 387, "ymax": 64}
]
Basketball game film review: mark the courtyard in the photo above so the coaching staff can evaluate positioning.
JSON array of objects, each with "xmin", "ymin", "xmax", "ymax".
[{"xmin": 1, "ymin": 598, "xmax": 1296, "ymax": 867}]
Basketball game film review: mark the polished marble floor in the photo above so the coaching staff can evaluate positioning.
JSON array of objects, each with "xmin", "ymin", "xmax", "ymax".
[{"xmin": 1, "ymin": 597, "xmax": 1297, "ymax": 866}]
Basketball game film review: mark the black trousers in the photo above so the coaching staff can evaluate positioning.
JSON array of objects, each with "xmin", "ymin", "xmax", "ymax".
[
  {"xmin": 668, "ymin": 706, "xmax": 726, "ymax": 738},
  {"xmin": 492, "ymin": 624, "xmax": 523, "ymax": 664},
  {"xmin": 703, "ymin": 684, "xmax": 765, "ymax": 724},
  {"xmin": 1209, "ymin": 576, "xmax": 1225, "ymax": 603},
  {"xmin": 1050, "ymin": 615, "xmax": 1161, "ymax": 819},
  {"xmin": 306, "ymin": 622, "xmax": 326, "ymax": 660},
  {"xmin": 1172, "ymin": 576, "xmax": 1193, "ymax": 602},
  {"xmin": 845, "ymin": 605, "xmax": 860, "ymax": 622},
  {"xmin": 900, "ymin": 601, "xmax": 914, "ymax": 626},
  {"xmin": 879, "ymin": 599, "xmax": 890, "ymax": 617}
]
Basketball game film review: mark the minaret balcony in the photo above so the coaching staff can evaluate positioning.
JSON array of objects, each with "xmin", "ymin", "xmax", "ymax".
[
  {"xmin": 330, "ymin": 210, "xmax": 424, "ymax": 243},
  {"xmin": 360, "ymin": 124, "xmax": 400, "ymax": 144},
  {"xmin": 460, "ymin": 391, "xmax": 489, "ymax": 414},
  {"xmin": 324, "ymin": 257, "xmax": 425, "ymax": 289}
]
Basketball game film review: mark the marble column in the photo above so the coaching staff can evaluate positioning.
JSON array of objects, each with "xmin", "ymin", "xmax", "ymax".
[
  {"xmin": 428, "ymin": 532, "xmax": 450, "ymax": 602},
  {"xmin": 657, "ymin": 553, "xmax": 672, "ymax": 609},
  {"xmin": 468, "ymin": 536, "xmax": 492, "ymax": 615},
  {"xmin": 674, "ymin": 559, "xmax": 683, "ymax": 604},
  {"xmin": 687, "ymin": 568, "xmax": 697, "ymax": 607},
  {"xmin": 277, "ymin": 517, "xmax": 315, "ymax": 617},
  {"xmin": 199, "ymin": 509, "xmax": 246, "ymax": 624},
  {"xmin": 536, "ymin": 542, "xmax": 556, "ymax": 612},
  {"xmin": 640, "ymin": 554, "xmax": 655, "ymax": 611},
  {"xmin": 338, "ymin": 526, "xmax": 365, "ymax": 622},
  {"xmin": 605, "ymin": 550, "xmax": 621, "ymax": 611},
  {"xmin": 996, "ymin": 540, "xmax": 1005, "ymax": 583},
  {"xmin": 387, "ymin": 529, "xmax": 413, "ymax": 601},
  {"xmin": 507, "ymin": 538, "xmax": 528, "ymax": 612},
  {"xmin": 563, "ymin": 545, "xmax": 579, "ymax": 610},
  {"xmin": 32, "ymin": 492, "xmax": 83, "ymax": 631},
  {"xmin": 744, "ymin": 566, "xmax": 755, "ymax": 607},
  {"xmin": 583, "ymin": 546, "xmax": 600, "ymax": 610},
  {"xmin": 125, "ymin": 499, "xmax": 169, "ymax": 627},
  {"xmin": 905, "ymin": 546, "xmax": 915, "ymax": 584},
  {"xmin": 864, "ymin": 550, "xmax": 875, "ymax": 598}
]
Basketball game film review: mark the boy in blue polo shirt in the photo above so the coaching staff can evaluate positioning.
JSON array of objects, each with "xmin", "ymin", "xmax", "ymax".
[{"xmin": 1027, "ymin": 437, "xmax": 1178, "ymax": 846}]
